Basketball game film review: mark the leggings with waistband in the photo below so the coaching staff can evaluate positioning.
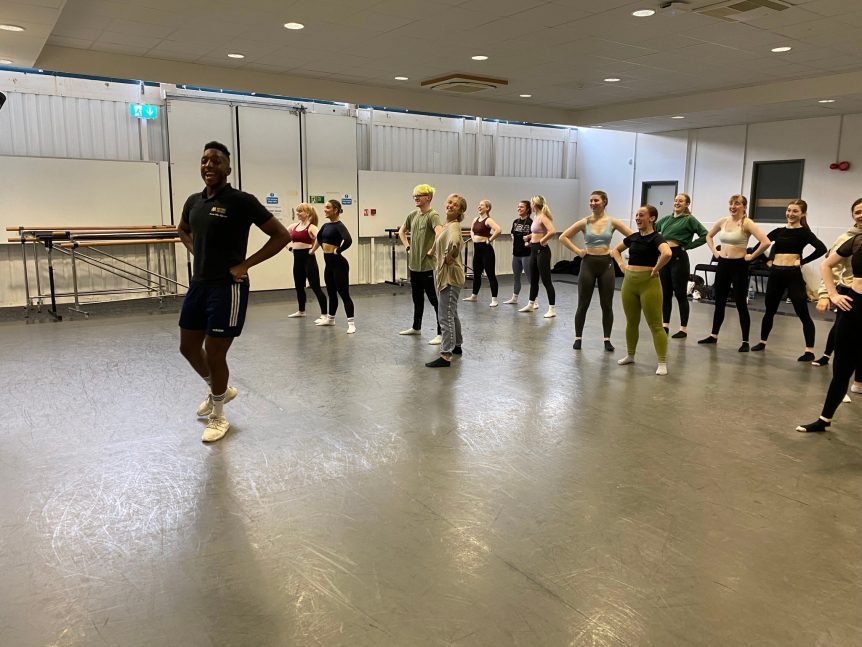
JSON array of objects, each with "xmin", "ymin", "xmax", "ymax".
[
  {"xmin": 759, "ymin": 266, "xmax": 815, "ymax": 346},
  {"xmin": 621, "ymin": 270, "xmax": 667, "ymax": 362},
  {"xmin": 660, "ymin": 247, "xmax": 691, "ymax": 326},
  {"xmin": 710, "ymin": 257, "xmax": 750, "ymax": 340},
  {"xmin": 292, "ymin": 248, "xmax": 327, "ymax": 314},
  {"xmin": 324, "ymin": 253, "xmax": 354, "ymax": 318},
  {"xmin": 821, "ymin": 291, "xmax": 862, "ymax": 419},
  {"xmin": 575, "ymin": 254, "xmax": 614, "ymax": 337},
  {"xmin": 528, "ymin": 245, "xmax": 555, "ymax": 305},
  {"xmin": 471, "ymin": 242, "xmax": 498, "ymax": 297}
]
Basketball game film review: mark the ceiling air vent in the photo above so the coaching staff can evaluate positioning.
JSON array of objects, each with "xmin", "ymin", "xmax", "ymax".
[
  {"xmin": 421, "ymin": 74, "xmax": 508, "ymax": 94},
  {"xmin": 695, "ymin": 0, "xmax": 791, "ymax": 22}
]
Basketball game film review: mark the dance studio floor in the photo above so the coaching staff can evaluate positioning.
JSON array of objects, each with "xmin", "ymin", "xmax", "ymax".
[{"xmin": 1, "ymin": 280, "xmax": 860, "ymax": 646}]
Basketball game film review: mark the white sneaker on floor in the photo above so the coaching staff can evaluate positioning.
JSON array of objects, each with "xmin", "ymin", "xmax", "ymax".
[
  {"xmin": 313, "ymin": 315, "xmax": 328, "ymax": 324},
  {"xmin": 202, "ymin": 415, "xmax": 230, "ymax": 442},
  {"xmin": 503, "ymin": 295, "xmax": 518, "ymax": 304},
  {"xmin": 429, "ymin": 334, "xmax": 443, "ymax": 345},
  {"xmin": 851, "ymin": 384, "xmax": 862, "ymax": 394},
  {"xmin": 656, "ymin": 363, "xmax": 668, "ymax": 376},
  {"xmin": 617, "ymin": 355, "xmax": 635, "ymax": 365},
  {"xmin": 489, "ymin": 298, "xmax": 498, "ymax": 307},
  {"xmin": 543, "ymin": 306, "xmax": 556, "ymax": 318},
  {"xmin": 399, "ymin": 328, "xmax": 421, "ymax": 335},
  {"xmin": 518, "ymin": 302, "xmax": 538, "ymax": 312},
  {"xmin": 463, "ymin": 294, "xmax": 478, "ymax": 302},
  {"xmin": 315, "ymin": 317, "xmax": 335, "ymax": 326},
  {"xmin": 347, "ymin": 322, "xmax": 356, "ymax": 334},
  {"xmin": 197, "ymin": 385, "xmax": 238, "ymax": 417},
  {"xmin": 287, "ymin": 311, "xmax": 306, "ymax": 318},
  {"xmin": 842, "ymin": 394, "xmax": 852, "ymax": 403}
]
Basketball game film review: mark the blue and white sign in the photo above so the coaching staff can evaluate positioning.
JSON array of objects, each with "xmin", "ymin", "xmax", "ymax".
[
  {"xmin": 342, "ymin": 194, "xmax": 353, "ymax": 206},
  {"xmin": 130, "ymin": 103, "xmax": 159, "ymax": 120},
  {"xmin": 266, "ymin": 193, "xmax": 279, "ymax": 205}
]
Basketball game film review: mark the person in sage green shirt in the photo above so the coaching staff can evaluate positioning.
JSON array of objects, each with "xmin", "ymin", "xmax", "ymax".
[
  {"xmin": 398, "ymin": 183, "xmax": 444, "ymax": 343},
  {"xmin": 655, "ymin": 193, "xmax": 708, "ymax": 338}
]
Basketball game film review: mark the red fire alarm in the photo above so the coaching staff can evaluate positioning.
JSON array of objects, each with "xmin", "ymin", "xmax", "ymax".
[{"xmin": 830, "ymin": 161, "xmax": 851, "ymax": 171}]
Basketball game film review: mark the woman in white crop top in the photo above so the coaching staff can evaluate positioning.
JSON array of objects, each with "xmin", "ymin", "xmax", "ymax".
[{"xmin": 698, "ymin": 194, "xmax": 770, "ymax": 351}]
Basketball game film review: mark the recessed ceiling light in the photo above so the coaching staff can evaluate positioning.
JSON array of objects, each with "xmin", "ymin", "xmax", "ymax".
[
  {"xmin": 394, "ymin": 76, "xmax": 408, "ymax": 80},
  {"xmin": 819, "ymin": 99, "xmax": 835, "ymax": 103},
  {"xmin": 0, "ymin": 59, "xmax": 12, "ymax": 65},
  {"xmin": 632, "ymin": 10, "xmax": 655, "ymax": 17},
  {"xmin": 284, "ymin": 22, "xmax": 304, "ymax": 30},
  {"xmin": 227, "ymin": 53, "xmax": 245, "ymax": 59},
  {"xmin": 471, "ymin": 55, "xmax": 488, "ymax": 61},
  {"xmin": 520, "ymin": 94, "xmax": 532, "ymax": 98},
  {"xmin": 0, "ymin": 24, "xmax": 25, "ymax": 32},
  {"xmin": 671, "ymin": 115, "xmax": 685, "ymax": 119},
  {"xmin": 771, "ymin": 46, "xmax": 792, "ymax": 53},
  {"xmin": 604, "ymin": 78, "xmax": 621, "ymax": 82}
]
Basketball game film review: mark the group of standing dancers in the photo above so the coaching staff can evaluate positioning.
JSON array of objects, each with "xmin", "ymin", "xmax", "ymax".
[{"xmin": 175, "ymin": 141, "xmax": 861, "ymax": 441}]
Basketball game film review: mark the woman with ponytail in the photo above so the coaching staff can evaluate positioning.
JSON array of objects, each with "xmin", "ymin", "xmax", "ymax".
[{"xmin": 519, "ymin": 195, "xmax": 557, "ymax": 318}]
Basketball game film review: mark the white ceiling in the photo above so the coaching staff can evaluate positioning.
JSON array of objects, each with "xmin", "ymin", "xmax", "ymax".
[{"xmin": 2, "ymin": 0, "xmax": 862, "ymax": 132}]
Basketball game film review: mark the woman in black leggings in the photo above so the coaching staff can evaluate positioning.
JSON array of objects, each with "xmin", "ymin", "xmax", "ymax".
[
  {"xmin": 463, "ymin": 199, "xmax": 502, "ymax": 306},
  {"xmin": 287, "ymin": 203, "xmax": 327, "ymax": 322},
  {"xmin": 312, "ymin": 199, "xmax": 355, "ymax": 334},
  {"xmin": 655, "ymin": 193, "xmax": 708, "ymax": 338},
  {"xmin": 519, "ymin": 195, "xmax": 556, "ymax": 318},
  {"xmin": 750, "ymin": 199, "xmax": 826, "ymax": 361},
  {"xmin": 797, "ymin": 221, "xmax": 862, "ymax": 432}
]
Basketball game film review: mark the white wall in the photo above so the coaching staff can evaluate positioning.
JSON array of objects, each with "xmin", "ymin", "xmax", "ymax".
[{"xmin": 575, "ymin": 128, "xmax": 637, "ymax": 225}]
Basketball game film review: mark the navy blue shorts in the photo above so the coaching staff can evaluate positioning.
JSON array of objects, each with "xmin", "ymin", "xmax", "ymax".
[{"xmin": 179, "ymin": 280, "xmax": 250, "ymax": 337}]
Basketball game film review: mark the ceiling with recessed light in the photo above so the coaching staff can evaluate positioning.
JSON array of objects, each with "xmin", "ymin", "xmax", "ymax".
[{"xmin": 1, "ymin": 0, "xmax": 862, "ymax": 132}]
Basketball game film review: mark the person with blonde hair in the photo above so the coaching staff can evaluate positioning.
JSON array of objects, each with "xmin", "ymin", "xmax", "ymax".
[
  {"xmin": 519, "ymin": 195, "xmax": 557, "ymax": 318},
  {"xmin": 698, "ymin": 194, "xmax": 770, "ymax": 352},
  {"xmin": 463, "ymin": 199, "xmax": 502, "ymax": 306},
  {"xmin": 560, "ymin": 190, "xmax": 631, "ymax": 351},
  {"xmin": 427, "ymin": 194, "xmax": 468, "ymax": 367},
  {"xmin": 286, "ymin": 202, "xmax": 327, "ymax": 322},
  {"xmin": 503, "ymin": 200, "xmax": 533, "ymax": 305},
  {"xmin": 398, "ymin": 183, "xmax": 444, "ymax": 344}
]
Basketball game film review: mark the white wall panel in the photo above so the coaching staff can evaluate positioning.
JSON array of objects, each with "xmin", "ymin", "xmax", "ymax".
[
  {"xmin": 633, "ymin": 131, "xmax": 689, "ymax": 214},
  {"xmin": 575, "ymin": 127, "xmax": 637, "ymax": 226}
]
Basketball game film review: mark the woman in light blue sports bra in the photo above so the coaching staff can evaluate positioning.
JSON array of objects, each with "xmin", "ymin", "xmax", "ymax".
[
  {"xmin": 560, "ymin": 190, "xmax": 633, "ymax": 351},
  {"xmin": 697, "ymin": 194, "xmax": 770, "ymax": 351}
]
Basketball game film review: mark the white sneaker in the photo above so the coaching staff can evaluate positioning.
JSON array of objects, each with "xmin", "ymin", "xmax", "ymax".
[
  {"xmin": 503, "ymin": 295, "xmax": 518, "ymax": 304},
  {"xmin": 287, "ymin": 311, "xmax": 306, "ymax": 318},
  {"xmin": 197, "ymin": 385, "xmax": 238, "ymax": 417},
  {"xmin": 843, "ymin": 394, "xmax": 852, "ymax": 403},
  {"xmin": 617, "ymin": 355, "xmax": 635, "ymax": 365},
  {"xmin": 463, "ymin": 294, "xmax": 478, "ymax": 302},
  {"xmin": 202, "ymin": 415, "xmax": 230, "ymax": 442},
  {"xmin": 316, "ymin": 317, "xmax": 335, "ymax": 326},
  {"xmin": 519, "ymin": 302, "xmax": 537, "ymax": 312},
  {"xmin": 347, "ymin": 322, "xmax": 356, "ymax": 334},
  {"xmin": 429, "ymin": 334, "xmax": 443, "ymax": 345},
  {"xmin": 851, "ymin": 384, "xmax": 862, "ymax": 394},
  {"xmin": 489, "ymin": 298, "xmax": 498, "ymax": 307},
  {"xmin": 656, "ymin": 363, "xmax": 668, "ymax": 376},
  {"xmin": 399, "ymin": 328, "xmax": 421, "ymax": 335},
  {"xmin": 313, "ymin": 315, "xmax": 328, "ymax": 324},
  {"xmin": 543, "ymin": 305, "xmax": 556, "ymax": 318}
]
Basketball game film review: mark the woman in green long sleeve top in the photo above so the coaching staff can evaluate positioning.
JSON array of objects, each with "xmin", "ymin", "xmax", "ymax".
[{"xmin": 655, "ymin": 193, "xmax": 708, "ymax": 338}]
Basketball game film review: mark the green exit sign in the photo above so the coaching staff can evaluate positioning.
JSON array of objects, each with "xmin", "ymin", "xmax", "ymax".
[
  {"xmin": 310, "ymin": 195, "xmax": 325, "ymax": 204},
  {"xmin": 130, "ymin": 104, "xmax": 159, "ymax": 120}
]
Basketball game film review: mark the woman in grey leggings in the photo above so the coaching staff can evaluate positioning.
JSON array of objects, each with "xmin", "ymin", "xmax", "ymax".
[
  {"xmin": 560, "ymin": 190, "xmax": 632, "ymax": 351},
  {"xmin": 504, "ymin": 200, "xmax": 533, "ymax": 305}
]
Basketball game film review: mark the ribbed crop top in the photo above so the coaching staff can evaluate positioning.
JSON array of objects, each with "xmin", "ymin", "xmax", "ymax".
[
  {"xmin": 531, "ymin": 217, "xmax": 547, "ymax": 235},
  {"xmin": 317, "ymin": 221, "xmax": 352, "ymax": 252},
  {"xmin": 472, "ymin": 217, "xmax": 492, "ymax": 237},
  {"xmin": 583, "ymin": 217, "xmax": 614, "ymax": 247},
  {"xmin": 766, "ymin": 226, "xmax": 827, "ymax": 265},
  {"xmin": 836, "ymin": 233, "xmax": 862, "ymax": 276},
  {"xmin": 290, "ymin": 224, "xmax": 314, "ymax": 245},
  {"xmin": 719, "ymin": 218, "xmax": 749, "ymax": 248}
]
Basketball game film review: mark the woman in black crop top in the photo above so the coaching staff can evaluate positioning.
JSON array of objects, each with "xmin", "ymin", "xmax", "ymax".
[
  {"xmin": 311, "ymin": 199, "xmax": 355, "ymax": 333},
  {"xmin": 797, "ymin": 198, "xmax": 862, "ymax": 433},
  {"xmin": 463, "ymin": 200, "xmax": 502, "ymax": 306},
  {"xmin": 610, "ymin": 205, "xmax": 672, "ymax": 375},
  {"xmin": 504, "ymin": 200, "xmax": 533, "ymax": 305},
  {"xmin": 751, "ymin": 200, "xmax": 827, "ymax": 361}
]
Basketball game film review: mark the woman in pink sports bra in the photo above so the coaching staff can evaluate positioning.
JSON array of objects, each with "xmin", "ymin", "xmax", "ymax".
[{"xmin": 287, "ymin": 203, "xmax": 327, "ymax": 322}]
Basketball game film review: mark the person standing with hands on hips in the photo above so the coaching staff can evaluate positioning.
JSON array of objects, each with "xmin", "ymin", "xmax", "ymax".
[
  {"xmin": 398, "ymin": 184, "xmax": 444, "ymax": 344},
  {"xmin": 463, "ymin": 199, "xmax": 502, "ymax": 307},
  {"xmin": 177, "ymin": 141, "xmax": 290, "ymax": 443},
  {"xmin": 503, "ymin": 201, "xmax": 533, "ymax": 305}
]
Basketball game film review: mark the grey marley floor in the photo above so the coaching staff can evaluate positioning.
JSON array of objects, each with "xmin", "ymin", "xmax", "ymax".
[{"xmin": 1, "ymin": 280, "xmax": 860, "ymax": 647}]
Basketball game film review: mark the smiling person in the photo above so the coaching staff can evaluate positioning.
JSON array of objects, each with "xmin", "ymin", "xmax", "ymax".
[
  {"xmin": 427, "ymin": 194, "xmax": 468, "ymax": 368},
  {"xmin": 750, "ymin": 199, "xmax": 826, "ymax": 360},
  {"xmin": 177, "ymin": 141, "xmax": 290, "ymax": 443},
  {"xmin": 311, "ymin": 199, "xmax": 355, "ymax": 333},
  {"xmin": 286, "ymin": 203, "xmax": 327, "ymax": 322},
  {"xmin": 655, "ymin": 193, "xmax": 708, "ymax": 338},
  {"xmin": 698, "ymin": 195, "xmax": 770, "ymax": 352},
  {"xmin": 611, "ymin": 205, "xmax": 673, "ymax": 375},
  {"xmin": 796, "ymin": 215, "xmax": 862, "ymax": 433},
  {"xmin": 503, "ymin": 200, "xmax": 533, "ymax": 305},
  {"xmin": 560, "ymin": 190, "xmax": 632, "ymax": 351},
  {"xmin": 398, "ymin": 184, "xmax": 444, "ymax": 344},
  {"xmin": 463, "ymin": 199, "xmax": 502, "ymax": 307},
  {"xmin": 519, "ymin": 195, "xmax": 557, "ymax": 318}
]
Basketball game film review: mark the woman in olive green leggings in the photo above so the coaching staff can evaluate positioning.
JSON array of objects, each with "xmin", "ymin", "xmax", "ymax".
[{"xmin": 610, "ymin": 205, "xmax": 673, "ymax": 375}]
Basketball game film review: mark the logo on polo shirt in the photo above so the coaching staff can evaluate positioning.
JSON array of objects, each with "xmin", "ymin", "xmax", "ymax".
[{"xmin": 210, "ymin": 206, "xmax": 228, "ymax": 218}]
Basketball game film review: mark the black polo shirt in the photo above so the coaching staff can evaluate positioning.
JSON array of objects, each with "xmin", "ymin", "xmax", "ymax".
[{"xmin": 181, "ymin": 184, "xmax": 272, "ymax": 285}]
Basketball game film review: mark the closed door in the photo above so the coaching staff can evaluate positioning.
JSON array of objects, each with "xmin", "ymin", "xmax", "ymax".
[{"xmin": 644, "ymin": 182, "xmax": 678, "ymax": 216}]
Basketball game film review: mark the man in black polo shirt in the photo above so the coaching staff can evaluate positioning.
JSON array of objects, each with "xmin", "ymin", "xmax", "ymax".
[{"xmin": 178, "ymin": 141, "xmax": 290, "ymax": 442}]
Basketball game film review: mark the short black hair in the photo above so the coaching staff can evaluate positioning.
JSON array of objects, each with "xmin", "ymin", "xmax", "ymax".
[{"xmin": 204, "ymin": 141, "xmax": 230, "ymax": 157}]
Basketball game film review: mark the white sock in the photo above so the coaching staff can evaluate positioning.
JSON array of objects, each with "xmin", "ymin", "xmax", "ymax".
[
  {"xmin": 211, "ymin": 391, "xmax": 226, "ymax": 417},
  {"xmin": 617, "ymin": 355, "xmax": 635, "ymax": 365},
  {"xmin": 656, "ymin": 363, "xmax": 668, "ymax": 375}
]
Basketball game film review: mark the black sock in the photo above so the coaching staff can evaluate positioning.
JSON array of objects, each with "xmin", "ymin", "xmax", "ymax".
[
  {"xmin": 698, "ymin": 336, "xmax": 718, "ymax": 344},
  {"xmin": 797, "ymin": 352, "xmax": 815, "ymax": 362},
  {"xmin": 573, "ymin": 339, "xmax": 582, "ymax": 350},
  {"xmin": 812, "ymin": 355, "xmax": 830, "ymax": 367},
  {"xmin": 796, "ymin": 418, "xmax": 830, "ymax": 433},
  {"xmin": 604, "ymin": 340, "xmax": 615, "ymax": 352},
  {"xmin": 452, "ymin": 345, "xmax": 462, "ymax": 355},
  {"xmin": 751, "ymin": 342, "xmax": 766, "ymax": 351},
  {"xmin": 738, "ymin": 342, "xmax": 750, "ymax": 352},
  {"xmin": 671, "ymin": 330, "xmax": 687, "ymax": 339}
]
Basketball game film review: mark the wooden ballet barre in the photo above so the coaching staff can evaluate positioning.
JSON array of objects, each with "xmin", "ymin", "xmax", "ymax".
[
  {"xmin": 9, "ymin": 233, "xmax": 179, "ymax": 243},
  {"xmin": 58, "ymin": 238, "xmax": 181, "ymax": 247},
  {"xmin": 6, "ymin": 225, "xmax": 175, "ymax": 232}
]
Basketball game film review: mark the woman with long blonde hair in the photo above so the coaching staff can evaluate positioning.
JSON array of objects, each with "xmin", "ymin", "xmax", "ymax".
[
  {"xmin": 519, "ymin": 195, "xmax": 557, "ymax": 318},
  {"xmin": 287, "ymin": 203, "xmax": 327, "ymax": 322}
]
